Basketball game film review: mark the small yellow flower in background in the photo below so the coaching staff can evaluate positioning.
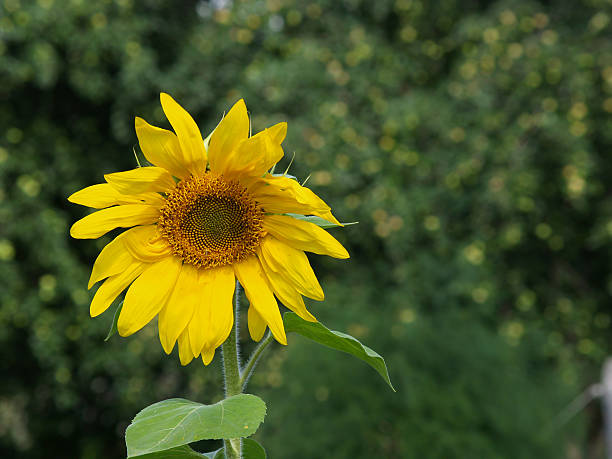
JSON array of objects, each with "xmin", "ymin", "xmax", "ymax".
[{"xmin": 69, "ymin": 93, "xmax": 349, "ymax": 365}]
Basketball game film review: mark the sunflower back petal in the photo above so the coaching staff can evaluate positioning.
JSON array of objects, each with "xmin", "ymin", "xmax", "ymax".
[
  {"xmin": 135, "ymin": 117, "xmax": 192, "ymax": 179},
  {"xmin": 105, "ymin": 167, "xmax": 176, "ymax": 194},
  {"xmin": 208, "ymin": 99, "xmax": 249, "ymax": 174},
  {"xmin": 160, "ymin": 93, "xmax": 207, "ymax": 176},
  {"xmin": 263, "ymin": 215, "xmax": 349, "ymax": 259}
]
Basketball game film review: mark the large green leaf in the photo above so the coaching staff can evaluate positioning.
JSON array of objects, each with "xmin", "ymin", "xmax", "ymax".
[
  {"xmin": 285, "ymin": 213, "xmax": 358, "ymax": 229},
  {"xmin": 283, "ymin": 312, "xmax": 395, "ymax": 391},
  {"xmin": 125, "ymin": 394, "xmax": 267, "ymax": 457}
]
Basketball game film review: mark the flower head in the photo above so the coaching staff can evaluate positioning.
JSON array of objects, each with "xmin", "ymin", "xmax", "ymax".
[{"xmin": 69, "ymin": 94, "xmax": 349, "ymax": 365}]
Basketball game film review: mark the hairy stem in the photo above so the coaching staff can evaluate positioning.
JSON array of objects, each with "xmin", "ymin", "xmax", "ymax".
[
  {"xmin": 240, "ymin": 331, "xmax": 274, "ymax": 391},
  {"xmin": 222, "ymin": 281, "xmax": 243, "ymax": 459}
]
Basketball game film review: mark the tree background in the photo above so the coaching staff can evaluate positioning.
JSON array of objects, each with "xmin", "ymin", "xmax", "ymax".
[{"xmin": 1, "ymin": 0, "xmax": 611, "ymax": 457}]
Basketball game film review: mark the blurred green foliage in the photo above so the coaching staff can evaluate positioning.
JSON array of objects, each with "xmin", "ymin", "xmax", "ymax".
[{"xmin": 1, "ymin": 0, "xmax": 612, "ymax": 457}]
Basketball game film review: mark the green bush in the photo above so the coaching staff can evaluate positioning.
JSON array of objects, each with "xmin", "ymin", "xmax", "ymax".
[{"xmin": 1, "ymin": 0, "xmax": 611, "ymax": 457}]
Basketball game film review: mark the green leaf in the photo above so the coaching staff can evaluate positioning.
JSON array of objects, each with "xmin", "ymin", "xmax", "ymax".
[
  {"xmin": 125, "ymin": 394, "xmax": 267, "ymax": 457},
  {"xmin": 243, "ymin": 438, "xmax": 266, "ymax": 458},
  {"xmin": 104, "ymin": 300, "xmax": 123, "ymax": 341},
  {"xmin": 283, "ymin": 312, "xmax": 395, "ymax": 391},
  {"xmin": 135, "ymin": 445, "xmax": 205, "ymax": 458},
  {"xmin": 285, "ymin": 213, "xmax": 358, "ymax": 229}
]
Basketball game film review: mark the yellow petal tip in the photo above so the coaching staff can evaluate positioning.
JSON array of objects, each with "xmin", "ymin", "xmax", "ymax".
[
  {"xmin": 69, "ymin": 223, "xmax": 82, "ymax": 239},
  {"xmin": 272, "ymin": 328, "xmax": 288, "ymax": 346},
  {"xmin": 230, "ymin": 98, "xmax": 247, "ymax": 114},
  {"xmin": 201, "ymin": 349, "xmax": 215, "ymax": 365},
  {"xmin": 117, "ymin": 322, "xmax": 133, "ymax": 337},
  {"xmin": 159, "ymin": 93, "xmax": 178, "ymax": 111},
  {"xmin": 161, "ymin": 341, "xmax": 174, "ymax": 355}
]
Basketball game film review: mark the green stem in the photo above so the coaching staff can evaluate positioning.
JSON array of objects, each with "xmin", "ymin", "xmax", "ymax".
[
  {"xmin": 240, "ymin": 331, "xmax": 274, "ymax": 391},
  {"xmin": 222, "ymin": 281, "xmax": 243, "ymax": 459}
]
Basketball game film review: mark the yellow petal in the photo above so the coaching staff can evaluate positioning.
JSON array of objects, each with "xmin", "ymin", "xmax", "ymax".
[
  {"xmin": 234, "ymin": 256, "xmax": 287, "ymax": 345},
  {"xmin": 247, "ymin": 305, "xmax": 268, "ymax": 341},
  {"xmin": 118, "ymin": 256, "xmax": 181, "ymax": 336},
  {"xmin": 250, "ymin": 176, "xmax": 341, "ymax": 225},
  {"xmin": 123, "ymin": 225, "xmax": 172, "ymax": 262},
  {"xmin": 105, "ymin": 167, "xmax": 176, "ymax": 194},
  {"xmin": 177, "ymin": 327, "xmax": 195, "ymax": 365},
  {"xmin": 258, "ymin": 236, "xmax": 324, "ymax": 300},
  {"xmin": 68, "ymin": 183, "xmax": 165, "ymax": 209},
  {"xmin": 263, "ymin": 215, "xmax": 349, "ymax": 259},
  {"xmin": 201, "ymin": 348, "xmax": 216, "ymax": 366},
  {"xmin": 208, "ymin": 99, "xmax": 249, "ymax": 174},
  {"xmin": 135, "ymin": 117, "xmax": 192, "ymax": 179},
  {"xmin": 160, "ymin": 93, "xmax": 207, "ymax": 175},
  {"xmin": 267, "ymin": 122, "xmax": 287, "ymax": 144},
  {"xmin": 189, "ymin": 265, "xmax": 235, "ymax": 357},
  {"xmin": 69, "ymin": 184, "xmax": 123, "ymax": 209},
  {"xmin": 158, "ymin": 264, "xmax": 199, "ymax": 354},
  {"xmin": 88, "ymin": 230, "xmax": 134, "ymax": 288},
  {"xmin": 259, "ymin": 256, "xmax": 316, "ymax": 322},
  {"xmin": 90, "ymin": 260, "xmax": 146, "ymax": 317},
  {"xmin": 70, "ymin": 204, "xmax": 160, "ymax": 239},
  {"xmin": 221, "ymin": 128, "xmax": 284, "ymax": 179}
]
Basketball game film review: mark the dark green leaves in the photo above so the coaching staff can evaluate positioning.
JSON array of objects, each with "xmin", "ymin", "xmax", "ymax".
[
  {"xmin": 125, "ymin": 394, "xmax": 267, "ymax": 457},
  {"xmin": 283, "ymin": 312, "xmax": 395, "ymax": 391}
]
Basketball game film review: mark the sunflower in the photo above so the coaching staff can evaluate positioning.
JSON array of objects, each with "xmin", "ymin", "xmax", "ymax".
[{"xmin": 69, "ymin": 93, "xmax": 349, "ymax": 365}]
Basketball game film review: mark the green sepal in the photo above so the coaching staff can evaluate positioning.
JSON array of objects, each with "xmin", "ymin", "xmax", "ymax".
[
  {"xmin": 270, "ymin": 172, "xmax": 298, "ymax": 180},
  {"xmin": 203, "ymin": 114, "xmax": 224, "ymax": 152},
  {"xmin": 104, "ymin": 300, "xmax": 123, "ymax": 341},
  {"xmin": 285, "ymin": 213, "xmax": 358, "ymax": 228},
  {"xmin": 283, "ymin": 312, "xmax": 395, "ymax": 391}
]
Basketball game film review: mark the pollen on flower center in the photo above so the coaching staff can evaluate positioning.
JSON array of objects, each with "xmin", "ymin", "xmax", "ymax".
[{"xmin": 158, "ymin": 174, "xmax": 264, "ymax": 269}]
